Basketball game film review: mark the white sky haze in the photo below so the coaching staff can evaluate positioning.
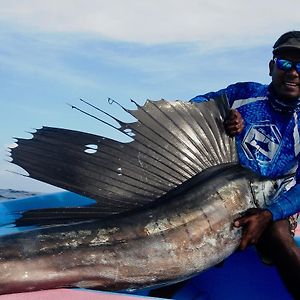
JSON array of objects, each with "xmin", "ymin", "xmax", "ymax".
[{"xmin": 1, "ymin": 0, "xmax": 300, "ymax": 192}]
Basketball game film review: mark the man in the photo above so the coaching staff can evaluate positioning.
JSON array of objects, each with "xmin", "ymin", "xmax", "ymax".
[{"xmin": 191, "ymin": 31, "xmax": 300, "ymax": 299}]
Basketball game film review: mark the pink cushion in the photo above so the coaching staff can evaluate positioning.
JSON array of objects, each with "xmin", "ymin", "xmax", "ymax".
[{"xmin": 0, "ymin": 289, "xmax": 158, "ymax": 300}]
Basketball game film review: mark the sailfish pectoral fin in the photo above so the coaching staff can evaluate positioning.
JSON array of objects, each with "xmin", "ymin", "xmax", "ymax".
[{"xmin": 15, "ymin": 206, "xmax": 121, "ymax": 226}]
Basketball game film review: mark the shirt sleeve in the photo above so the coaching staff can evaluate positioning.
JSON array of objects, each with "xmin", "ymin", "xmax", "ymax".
[
  {"xmin": 190, "ymin": 89, "xmax": 226, "ymax": 103},
  {"xmin": 267, "ymin": 182, "xmax": 300, "ymax": 221},
  {"xmin": 190, "ymin": 82, "xmax": 258, "ymax": 105},
  {"xmin": 190, "ymin": 82, "xmax": 252, "ymax": 107}
]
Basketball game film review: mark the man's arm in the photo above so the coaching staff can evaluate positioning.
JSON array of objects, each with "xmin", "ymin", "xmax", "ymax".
[
  {"xmin": 233, "ymin": 182, "xmax": 300, "ymax": 250},
  {"xmin": 234, "ymin": 209, "xmax": 273, "ymax": 250},
  {"xmin": 225, "ymin": 109, "xmax": 300, "ymax": 249},
  {"xmin": 267, "ymin": 183, "xmax": 300, "ymax": 221}
]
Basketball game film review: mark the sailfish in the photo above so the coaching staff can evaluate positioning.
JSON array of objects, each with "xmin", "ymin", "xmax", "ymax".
[{"xmin": 2, "ymin": 96, "xmax": 278, "ymax": 295}]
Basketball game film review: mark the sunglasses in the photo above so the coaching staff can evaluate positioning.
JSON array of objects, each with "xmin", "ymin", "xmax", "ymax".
[{"xmin": 274, "ymin": 58, "xmax": 300, "ymax": 73}]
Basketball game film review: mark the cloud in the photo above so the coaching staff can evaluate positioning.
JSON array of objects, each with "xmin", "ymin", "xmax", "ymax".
[
  {"xmin": 0, "ymin": 0, "xmax": 299, "ymax": 48},
  {"xmin": 4, "ymin": 0, "xmax": 292, "ymax": 194}
]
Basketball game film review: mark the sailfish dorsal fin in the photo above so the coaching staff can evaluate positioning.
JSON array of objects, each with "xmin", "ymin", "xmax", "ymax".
[{"xmin": 10, "ymin": 96, "xmax": 237, "ymax": 224}]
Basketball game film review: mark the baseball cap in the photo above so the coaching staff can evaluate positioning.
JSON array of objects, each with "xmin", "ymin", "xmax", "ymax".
[{"xmin": 273, "ymin": 31, "xmax": 300, "ymax": 54}]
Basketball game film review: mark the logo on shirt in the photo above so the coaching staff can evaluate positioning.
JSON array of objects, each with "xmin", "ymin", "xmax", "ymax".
[{"xmin": 242, "ymin": 123, "xmax": 281, "ymax": 164}]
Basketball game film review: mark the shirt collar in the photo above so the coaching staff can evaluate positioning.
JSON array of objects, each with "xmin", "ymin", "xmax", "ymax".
[{"xmin": 268, "ymin": 84, "xmax": 300, "ymax": 113}]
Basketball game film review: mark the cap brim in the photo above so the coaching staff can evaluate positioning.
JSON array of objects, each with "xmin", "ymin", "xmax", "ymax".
[{"xmin": 273, "ymin": 45, "xmax": 300, "ymax": 54}]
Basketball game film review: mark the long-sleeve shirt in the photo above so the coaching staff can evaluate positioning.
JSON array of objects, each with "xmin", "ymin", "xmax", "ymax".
[{"xmin": 191, "ymin": 81, "xmax": 300, "ymax": 221}]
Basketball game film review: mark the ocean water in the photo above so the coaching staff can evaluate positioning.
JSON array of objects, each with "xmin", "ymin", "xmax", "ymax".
[{"xmin": 0, "ymin": 188, "xmax": 38, "ymax": 201}]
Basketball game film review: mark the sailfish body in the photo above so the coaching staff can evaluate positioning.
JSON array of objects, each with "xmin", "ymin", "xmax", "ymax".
[{"xmin": 4, "ymin": 98, "xmax": 277, "ymax": 294}]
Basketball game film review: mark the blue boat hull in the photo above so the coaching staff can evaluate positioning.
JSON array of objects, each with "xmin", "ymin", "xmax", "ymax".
[{"xmin": 0, "ymin": 192, "xmax": 296, "ymax": 299}]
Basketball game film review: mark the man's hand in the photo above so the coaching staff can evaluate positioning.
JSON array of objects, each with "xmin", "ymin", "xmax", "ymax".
[
  {"xmin": 224, "ymin": 109, "xmax": 244, "ymax": 137},
  {"xmin": 234, "ymin": 208, "xmax": 273, "ymax": 250}
]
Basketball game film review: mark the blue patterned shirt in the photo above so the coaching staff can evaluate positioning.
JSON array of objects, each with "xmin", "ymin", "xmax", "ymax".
[{"xmin": 191, "ymin": 82, "xmax": 300, "ymax": 221}]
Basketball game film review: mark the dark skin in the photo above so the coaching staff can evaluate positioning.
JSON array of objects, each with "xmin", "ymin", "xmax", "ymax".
[
  {"xmin": 257, "ymin": 219, "xmax": 300, "ymax": 299},
  {"xmin": 226, "ymin": 49, "xmax": 300, "ymax": 298},
  {"xmin": 269, "ymin": 50, "xmax": 300, "ymax": 100}
]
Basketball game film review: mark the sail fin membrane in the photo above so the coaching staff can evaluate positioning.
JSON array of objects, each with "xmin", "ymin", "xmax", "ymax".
[{"xmin": 10, "ymin": 96, "xmax": 237, "ymax": 224}]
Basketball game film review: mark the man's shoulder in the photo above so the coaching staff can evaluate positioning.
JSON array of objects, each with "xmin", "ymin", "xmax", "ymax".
[
  {"xmin": 226, "ymin": 82, "xmax": 269, "ymax": 99},
  {"xmin": 191, "ymin": 82, "xmax": 269, "ymax": 103}
]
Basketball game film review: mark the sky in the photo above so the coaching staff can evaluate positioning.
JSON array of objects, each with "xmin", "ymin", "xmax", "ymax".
[{"xmin": 1, "ymin": 0, "xmax": 300, "ymax": 193}]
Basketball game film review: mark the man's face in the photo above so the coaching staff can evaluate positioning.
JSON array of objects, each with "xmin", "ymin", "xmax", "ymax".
[{"xmin": 269, "ymin": 50, "xmax": 300, "ymax": 101}]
